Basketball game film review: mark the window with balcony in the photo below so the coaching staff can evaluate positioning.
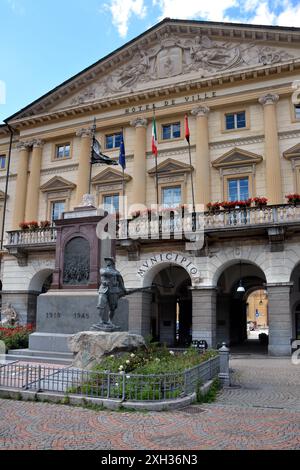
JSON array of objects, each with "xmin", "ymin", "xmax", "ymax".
[
  {"xmin": 162, "ymin": 186, "xmax": 182, "ymax": 208},
  {"xmin": 0, "ymin": 155, "xmax": 6, "ymax": 170},
  {"xmin": 105, "ymin": 133, "xmax": 122, "ymax": 150},
  {"xmin": 55, "ymin": 143, "xmax": 70, "ymax": 160},
  {"xmin": 103, "ymin": 194, "xmax": 119, "ymax": 213},
  {"xmin": 225, "ymin": 111, "xmax": 246, "ymax": 130},
  {"xmin": 228, "ymin": 177, "xmax": 249, "ymax": 201},
  {"xmin": 51, "ymin": 201, "xmax": 65, "ymax": 221},
  {"xmin": 162, "ymin": 122, "xmax": 181, "ymax": 140}
]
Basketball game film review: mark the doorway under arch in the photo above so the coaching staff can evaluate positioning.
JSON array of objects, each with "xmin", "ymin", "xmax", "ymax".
[
  {"xmin": 28, "ymin": 269, "xmax": 54, "ymax": 325},
  {"xmin": 290, "ymin": 262, "xmax": 300, "ymax": 341},
  {"xmin": 150, "ymin": 265, "xmax": 192, "ymax": 346},
  {"xmin": 216, "ymin": 261, "xmax": 268, "ymax": 352}
]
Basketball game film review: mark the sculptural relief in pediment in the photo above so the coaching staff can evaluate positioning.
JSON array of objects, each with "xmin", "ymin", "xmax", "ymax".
[{"xmin": 54, "ymin": 34, "xmax": 298, "ymax": 110}]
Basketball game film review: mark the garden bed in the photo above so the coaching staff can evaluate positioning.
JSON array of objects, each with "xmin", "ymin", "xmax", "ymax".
[{"xmin": 0, "ymin": 325, "xmax": 34, "ymax": 351}]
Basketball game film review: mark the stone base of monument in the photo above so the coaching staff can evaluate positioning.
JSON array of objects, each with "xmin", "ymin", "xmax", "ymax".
[
  {"xmin": 68, "ymin": 331, "xmax": 146, "ymax": 369},
  {"xmin": 7, "ymin": 290, "xmax": 129, "ymax": 364}
]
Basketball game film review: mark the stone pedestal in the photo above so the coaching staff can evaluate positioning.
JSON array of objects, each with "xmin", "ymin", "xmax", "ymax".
[{"xmin": 191, "ymin": 287, "xmax": 217, "ymax": 348}]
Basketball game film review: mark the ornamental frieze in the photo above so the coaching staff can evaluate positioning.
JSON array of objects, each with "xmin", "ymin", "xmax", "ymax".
[{"xmin": 70, "ymin": 35, "xmax": 296, "ymax": 106}]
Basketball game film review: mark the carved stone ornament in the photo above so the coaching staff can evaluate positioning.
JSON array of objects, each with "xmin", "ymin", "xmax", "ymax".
[
  {"xmin": 258, "ymin": 93, "xmax": 279, "ymax": 106},
  {"xmin": 191, "ymin": 105, "xmax": 210, "ymax": 117},
  {"xmin": 130, "ymin": 117, "xmax": 148, "ymax": 128},
  {"xmin": 65, "ymin": 33, "xmax": 296, "ymax": 105}
]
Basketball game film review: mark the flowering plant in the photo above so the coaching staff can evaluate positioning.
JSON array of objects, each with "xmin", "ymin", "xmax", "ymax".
[
  {"xmin": 253, "ymin": 197, "xmax": 268, "ymax": 207},
  {"xmin": 285, "ymin": 193, "xmax": 300, "ymax": 204},
  {"xmin": 28, "ymin": 221, "xmax": 39, "ymax": 230},
  {"xmin": 19, "ymin": 222, "xmax": 29, "ymax": 230},
  {"xmin": 207, "ymin": 202, "xmax": 222, "ymax": 213},
  {"xmin": 40, "ymin": 220, "xmax": 51, "ymax": 228},
  {"xmin": 0, "ymin": 324, "xmax": 34, "ymax": 351},
  {"xmin": 221, "ymin": 200, "xmax": 238, "ymax": 210}
]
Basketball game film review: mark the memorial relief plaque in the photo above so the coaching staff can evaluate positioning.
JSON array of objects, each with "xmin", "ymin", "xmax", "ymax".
[{"xmin": 63, "ymin": 237, "xmax": 90, "ymax": 285}]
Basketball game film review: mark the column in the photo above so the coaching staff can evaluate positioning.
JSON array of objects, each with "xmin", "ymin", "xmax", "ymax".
[
  {"xmin": 130, "ymin": 118, "xmax": 147, "ymax": 206},
  {"xmin": 76, "ymin": 128, "xmax": 93, "ymax": 205},
  {"xmin": 267, "ymin": 282, "xmax": 293, "ymax": 356},
  {"xmin": 128, "ymin": 290, "xmax": 152, "ymax": 337},
  {"xmin": 191, "ymin": 106, "xmax": 210, "ymax": 208},
  {"xmin": 259, "ymin": 93, "xmax": 282, "ymax": 205},
  {"xmin": 12, "ymin": 142, "xmax": 30, "ymax": 229},
  {"xmin": 192, "ymin": 287, "xmax": 217, "ymax": 348},
  {"xmin": 25, "ymin": 139, "xmax": 44, "ymax": 222}
]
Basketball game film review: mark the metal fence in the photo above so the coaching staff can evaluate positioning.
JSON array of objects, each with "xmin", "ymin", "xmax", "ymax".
[{"xmin": 0, "ymin": 356, "xmax": 220, "ymax": 402}]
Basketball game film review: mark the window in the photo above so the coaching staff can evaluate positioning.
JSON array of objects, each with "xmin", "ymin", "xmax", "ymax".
[
  {"xmin": 162, "ymin": 122, "xmax": 181, "ymax": 140},
  {"xmin": 295, "ymin": 105, "xmax": 300, "ymax": 120},
  {"xmin": 162, "ymin": 186, "xmax": 182, "ymax": 208},
  {"xmin": 0, "ymin": 155, "xmax": 6, "ymax": 170},
  {"xmin": 105, "ymin": 133, "xmax": 122, "ymax": 150},
  {"xmin": 103, "ymin": 194, "xmax": 119, "ymax": 213},
  {"xmin": 55, "ymin": 143, "xmax": 70, "ymax": 160},
  {"xmin": 51, "ymin": 201, "xmax": 65, "ymax": 221},
  {"xmin": 225, "ymin": 111, "xmax": 246, "ymax": 130},
  {"xmin": 228, "ymin": 177, "xmax": 249, "ymax": 201}
]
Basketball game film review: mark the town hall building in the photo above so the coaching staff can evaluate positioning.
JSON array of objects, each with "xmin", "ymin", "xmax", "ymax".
[{"xmin": 1, "ymin": 18, "xmax": 300, "ymax": 356}]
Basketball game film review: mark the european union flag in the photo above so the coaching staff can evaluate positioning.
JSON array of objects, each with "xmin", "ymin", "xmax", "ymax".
[{"xmin": 119, "ymin": 134, "xmax": 126, "ymax": 170}]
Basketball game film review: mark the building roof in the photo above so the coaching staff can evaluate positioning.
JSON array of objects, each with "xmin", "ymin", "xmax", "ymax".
[{"xmin": 5, "ymin": 17, "xmax": 300, "ymax": 124}]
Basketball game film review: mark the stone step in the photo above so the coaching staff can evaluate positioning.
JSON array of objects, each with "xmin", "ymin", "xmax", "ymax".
[
  {"xmin": 6, "ymin": 349, "xmax": 74, "ymax": 365},
  {"xmin": 8, "ymin": 349, "xmax": 73, "ymax": 359}
]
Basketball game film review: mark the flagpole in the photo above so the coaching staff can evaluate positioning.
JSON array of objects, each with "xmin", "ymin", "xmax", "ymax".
[
  {"xmin": 153, "ymin": 111, "xmax": 159, "ymax": 206},
  {"xmin": 185, "ymin": 114, "xmax": 196, "ymax": 214},
  {"xmin": 89, "ymin": 117, "xmax": 97, "ymax": 194},
  {"xmin": 188, "ymin": 141, "xmax": 196, "ymax": 213}
]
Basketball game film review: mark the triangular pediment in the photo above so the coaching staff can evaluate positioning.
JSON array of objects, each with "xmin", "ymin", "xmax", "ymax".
[
  {"xmin": 7, "ymin": 19, "xmax": 300, "ymax": 121},
  {"xmin": 40, "ymin": 176, "xmax": 76, "ymax": 192},
  {"xmin": 92, "ymin": 168, "xmax": 131, "ymax": 185},
  {"xmin": 283, "ymin": 143, "xmax": 300, "ymax": 160},
  {"xmin": 148, "ymin": 158, "xmax": 193, "ymax": 175},
  {"xmin": 212, "ymin": 148, "xmax": 263, "ymax": 169}
]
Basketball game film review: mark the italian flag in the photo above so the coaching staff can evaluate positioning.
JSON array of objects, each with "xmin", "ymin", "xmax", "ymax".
[{"xmin": 152, "ymin": 116, "xmax": 158, "ymax": 157}]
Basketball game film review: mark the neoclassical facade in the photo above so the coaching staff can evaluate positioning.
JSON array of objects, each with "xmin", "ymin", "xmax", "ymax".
[{"xmin": 1, "ymin": 18, "xmax": 300, "ymax": 355}]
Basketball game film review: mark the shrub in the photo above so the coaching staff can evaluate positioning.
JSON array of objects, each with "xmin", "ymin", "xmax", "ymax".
[{"xmin": 0, "ymin": 325, "xmax": 34, "ymax": 351}]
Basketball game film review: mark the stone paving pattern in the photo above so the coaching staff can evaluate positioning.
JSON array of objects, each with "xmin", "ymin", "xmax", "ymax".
[{"xmin": 0, "ymin": 357, "xmax": 299, "ymax": 450}]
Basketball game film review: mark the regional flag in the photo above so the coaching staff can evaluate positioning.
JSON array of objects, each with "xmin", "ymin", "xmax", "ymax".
[
  {"xmin": 185, "ymin": 114, "xmax": 190, "ymax": 144},
  {"xmin": 91, "ymin": 137, "xmax": 118, "ymax": 165},
  {"xmin": 152, "ymin": 116, "xmax": 158, "ymax": 157},
  {"xmin": 119, "ymin": 133, "xmax": 126, "ymax": 170}
]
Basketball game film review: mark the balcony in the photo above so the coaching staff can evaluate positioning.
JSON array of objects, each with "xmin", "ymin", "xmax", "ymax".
[
  {"xmin": 5, "ymin": 227, "xmax": 57, "ymax": 265},
  {"xmin": 118, "ymin": 204, "xmax": 300, "ymax": 253}
]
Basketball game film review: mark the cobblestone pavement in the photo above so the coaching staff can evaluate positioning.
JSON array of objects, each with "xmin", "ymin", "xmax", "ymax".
[{"xmin": 0, "ymin": 357, "xmax": 299, "ymax": 450}]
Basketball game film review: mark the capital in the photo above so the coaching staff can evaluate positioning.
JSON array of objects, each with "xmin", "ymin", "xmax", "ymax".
[
  {"xmin": 32, "ymin": 139, "xmax": 45, "ymax": 149},
  {"xmin": 258, "ymin": 93, "xmax": 279, "ymax": 106},
  {"xmin": 130, "ymin": 117, "xmax": 148, "ymax": 129},
  {"xmin": 16, "ymin": 141, "xmax": 31, "ymax": 151},
  {"xmin": 191, "ymin": 105, "xmax": 210, "ymax": 118},
  {"xmin": 76, "ymin": 128, "xmax": 93, "ymax": 138}
]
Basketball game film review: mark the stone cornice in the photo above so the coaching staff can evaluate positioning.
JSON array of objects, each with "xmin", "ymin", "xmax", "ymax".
[{"xmin": 8, "ymin": 58, "xmax": 300, "ymax": 129}]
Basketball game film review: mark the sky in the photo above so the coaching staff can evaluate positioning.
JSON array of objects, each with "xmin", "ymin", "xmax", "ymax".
[{"xmin": 1, "ymin": 0, "xmax": 300, "ymax": 124}]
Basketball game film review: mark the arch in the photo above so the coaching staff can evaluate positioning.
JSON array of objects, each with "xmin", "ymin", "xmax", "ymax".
[
  {"xmin": 142, "ymin": 260, "xmax": 193, "ymax": 288},
  {"xmin": 29, "ymin": 269, "xmax": 54, "ymax": 293},
  {"xmin": 213, "ymin": 258, "xmax": 267, "ymax": 288}
]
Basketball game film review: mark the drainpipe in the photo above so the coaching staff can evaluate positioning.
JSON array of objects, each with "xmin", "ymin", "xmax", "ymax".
[{"xmin": 1, "ymin": 122, "xmax": 14, "ymax": 250}]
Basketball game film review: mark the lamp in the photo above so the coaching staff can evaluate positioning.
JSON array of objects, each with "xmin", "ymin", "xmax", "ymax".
[{"xmin": 237, "ymin": 261, "xmax": 245, "ymax": 293}]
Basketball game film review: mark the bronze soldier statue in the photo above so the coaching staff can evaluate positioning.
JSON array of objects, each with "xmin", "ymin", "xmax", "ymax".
[{"xmin": 92, "ymin": 258, "xmax": 127, "ymax": 331}]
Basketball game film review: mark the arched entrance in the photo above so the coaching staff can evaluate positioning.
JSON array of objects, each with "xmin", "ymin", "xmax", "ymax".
[
  {"xmin": 150, "ymin": 265, "xmax": 192, "ymax": 346},
  {"xmin": 28, "ymin": 269, "xmax": 54, "ymax": 325},
  {"xmin": 216, "ymin": 261, "xmax": 267, "ymax": 352}
]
